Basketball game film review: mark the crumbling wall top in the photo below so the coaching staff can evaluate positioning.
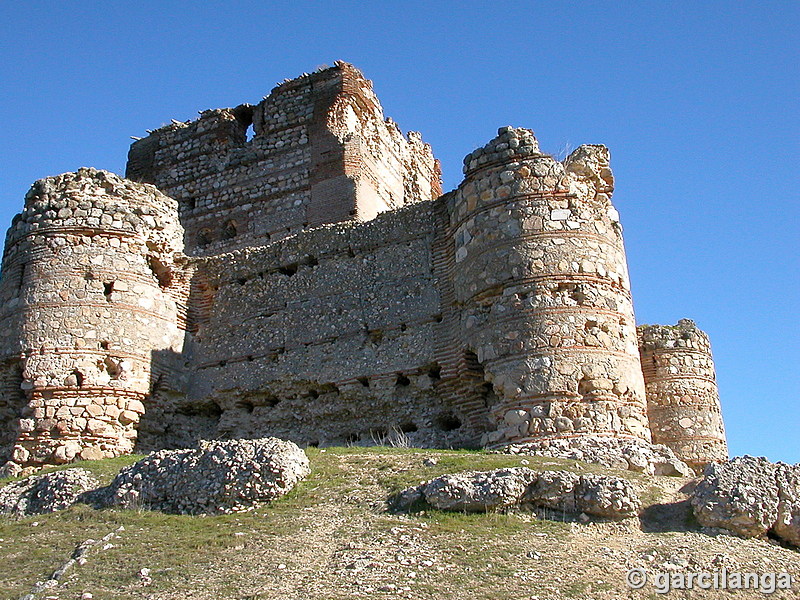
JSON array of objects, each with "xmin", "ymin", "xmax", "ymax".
[
  {"xmin": 638, "ymin": 319, "xmax": 712, "ymax": 353},
  {"xmin": 5, "ymin": 168, "xmax": 182, "ymax": 256}
]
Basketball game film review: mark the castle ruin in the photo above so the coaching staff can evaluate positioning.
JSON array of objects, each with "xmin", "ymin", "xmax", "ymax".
[{"xmin": 0, "ymin": 62, "xmax": 727, "ymax": 475}]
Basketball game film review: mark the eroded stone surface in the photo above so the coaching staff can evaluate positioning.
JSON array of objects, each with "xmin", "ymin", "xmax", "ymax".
[
  {"xmin": 96, "ymin": 437, "xmax": 310, "ymax": 514},
  {"xmin": 500, "ymin": 435, "xmax": 694, "ymax": 477},
  {"xmin": 691, "ymin": 455, "xmax": 800, "ymax": 546},
  {"xmin": 399, "ymin": 467, "xmax": 641, "ymax": 519},
  {"xmin": 0, "ymin": 468, "xmax": 98, "ymax": 515}
]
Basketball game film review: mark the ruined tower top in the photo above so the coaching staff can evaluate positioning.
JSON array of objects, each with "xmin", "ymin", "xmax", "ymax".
[{"xmin": 125, "ymin": 61, "xmax": 441, "ymax": 257}]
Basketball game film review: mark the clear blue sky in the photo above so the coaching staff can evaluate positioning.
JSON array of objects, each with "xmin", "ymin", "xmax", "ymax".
[{"xmin": 1, "ymin": 2, "xmax": 797, "ymax": 462}]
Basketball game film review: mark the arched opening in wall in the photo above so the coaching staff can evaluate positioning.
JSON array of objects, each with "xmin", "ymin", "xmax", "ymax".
[
  {"xmin": 395, "ymin": 373, "xmax": 410, "ymax": 387},
  {"xmin": 222, "ymin": 220, "xmax": 238, "ymax": 240},
  {"xmin": 245, "ymin": 123, "xmax": 255, "ymax": 142},
  {"xmin": 103, "ymin": 281, "xmax": 115, "ymax": 302},
  {"xmin": 70, "ymin": 370, "xmax": 85, "ymax": 388},
  {"xmin": 181, "ymin": 197, "xmax": 197, "ymax": 211},
  {"xmin": 197, "ymin": 228, "xmax": 213, "ymax": 247},
  {"xmin": 357, "ymin": 376, "xmax": 370, "ymax": 388}
]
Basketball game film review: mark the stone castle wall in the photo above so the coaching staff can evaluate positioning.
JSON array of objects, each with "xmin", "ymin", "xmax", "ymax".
[
  {"xmin": 638, "ymin": 320, "xmax": 728, "ymax": 469},
  {"xmin": 0, "ymin": 63, "xmax": 728, "ymax": 474},
  {"xmin": 126, "ymin": 62, "xmax": 440, "ymax": 257},
  {"xmin": 137, "ymin": 202, "xmax": 467, "ymax": 450}
]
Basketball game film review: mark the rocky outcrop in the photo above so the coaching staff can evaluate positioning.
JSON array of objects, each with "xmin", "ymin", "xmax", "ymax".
[
  {"xmin": 0, "ymin": 468, "xmax": 98, "ymax": 515},
  {"xmin": 98, "ymin": 438, "xmax": 310, "ymax": 514},
  {"xmin": 500, "ymin": 435, "xmax": 694, "ymax": 477},
  {"xmin": 418, "ymin": 467, "xmax": 538, "ymax": 512},
  {"xmin": 691, "ymin": 455, "xmax": 800, "ymax": 546},
  {"xmin": 395, "ymin": 467, "xmax": 641, "ymax": 519}
]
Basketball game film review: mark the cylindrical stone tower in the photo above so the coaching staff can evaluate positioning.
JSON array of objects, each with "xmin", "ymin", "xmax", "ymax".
[
  {"xmin": 448, "ymin": 127, "xmax": 650, "ymax": 446},
  {"xmin": 0, "ymin": 168, "xmax": 185, "ymax": 469},
  {"xmin": 638, "ymin": 319, "xmax": 728, "ymax": 470}
]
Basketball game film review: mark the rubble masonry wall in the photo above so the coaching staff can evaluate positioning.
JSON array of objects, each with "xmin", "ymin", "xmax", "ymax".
[
  {"xmin": 638, "ymin": 319, "xmax": 728, "ymax": 469},
  {"xmin": 0, "ymin": 169, "xmax": 186, "ymax": 467},
  {"xmin": 126, "ymin": 62, "xmax": 439, "ymax": 258}
]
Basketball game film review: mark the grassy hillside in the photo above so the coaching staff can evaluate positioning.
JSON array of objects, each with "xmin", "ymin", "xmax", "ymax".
[{"xmin": 2, "ymin": 448, "xmax": 798, "ymax": 599}]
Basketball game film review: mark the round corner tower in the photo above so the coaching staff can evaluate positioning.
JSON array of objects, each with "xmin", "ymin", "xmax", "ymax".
[
  {"xmin": 448, "ymin": 127, "xmax": 650, "ymax": 446},
  {"xmin": 637, "ymin": 319, "xmax": 728, "ymax": 470},
  {"xmin": 0, "ymin": 168, "xmax": 185, "ymax": 469}
]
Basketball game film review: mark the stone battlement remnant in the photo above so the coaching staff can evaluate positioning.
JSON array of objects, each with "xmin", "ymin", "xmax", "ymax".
[{"xmin": 0, "ymin": 62, "xmax": 727, "ymax": 475}]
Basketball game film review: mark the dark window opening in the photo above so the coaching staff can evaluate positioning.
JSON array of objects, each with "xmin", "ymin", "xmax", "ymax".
[
  {"xmin": 434, "ymin": 412, "xmax": 462, "ymax": 431},
  {"xmin": 426, "ymin": 363, "xmax": 442, "ymax": 380},
  {"xmin": 100, "ymin": 341, "xmax": 110, "ymax": 350},
  {"xmin": 197, "ymin": 228, "xmax": 213, "ymax": 247},
  {"xmin": 395, "ymin": 373, "xmax": 410, "ymax": 387},
  {"xmin": 223, "ymin": 220, "xmax": 238, "ymax": 240},
  {"xmin": 178, "ymin": 401, "xmax": 222, "ymax": 419},
  {"xmin": 480, "ymin": 381, "xmax": 497, "ymax": 409},
  {"xmin": 103, "ymin": 281, "xmax": 115, "ymax": 301},
  {"xmin": 400, "ymin": 323, "xmax": 407, "ymax": 332},
  {"xmin": 278, "ymin": 263, "xmax": 298, "ymax": 276},
  {"xmin": 233, "ymin": 103, "xmax": 255, "ymax": 143},
  {"xmin": 399, "ymin": 422, "xmax": 418, "ymax": 433},
  {"xmin": 182, "ymin": 197, "xmax": 197, "ymax": 211},
  {"xmin": 72, "ymin": 370, "xmax": 85, "ymax": 388},
  {"xmin": 308, "ymin": 389, "xmax": 319, "ymax": 399},
  {"xmin": 357, "ymin": 376, "xmax": 370, "ymax": 388}
]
